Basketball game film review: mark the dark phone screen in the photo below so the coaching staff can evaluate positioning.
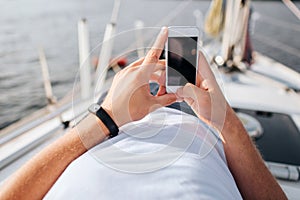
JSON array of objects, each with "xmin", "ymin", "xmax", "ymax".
[{"xmin": 167, "ymin": 37, "xmax": 197, "ymax": 86}]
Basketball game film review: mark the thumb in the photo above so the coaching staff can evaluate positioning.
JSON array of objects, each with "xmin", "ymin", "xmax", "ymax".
[
  {"xmin": 176, "ymin": 83, "xmax": 199, "ymax": 101},
  {"xmin": 154, "ymin": 93, "xmax": 177, "ymax": 107},
  {"xmin": 177, "ymin": 84, "xmax": 202, "ymax": 109}
]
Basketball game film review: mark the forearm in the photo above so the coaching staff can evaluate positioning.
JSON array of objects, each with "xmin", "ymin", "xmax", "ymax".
[
  {"xmin": 0, "ymin": 114, "xmax": 109, "ymax": 200},
  {"xmin": 221, "ymin": 105, "xmax": 287, "ymax": 199}
]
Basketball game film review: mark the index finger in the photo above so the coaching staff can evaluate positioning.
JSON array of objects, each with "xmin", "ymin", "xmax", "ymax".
[{"xmin": 142, "ymin": 27, "xmax": 168, "ymax": 71}]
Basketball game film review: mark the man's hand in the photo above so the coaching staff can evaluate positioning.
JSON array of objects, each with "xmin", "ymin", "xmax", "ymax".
[
  {"xmin": 101, "ymin": 27, "xmax": 177, "ymax": 127},
  {"xmin": 176, "ymin": 51, "xmax": 228, "ymax": 132},
  {"xmin": 177, "ymin": 51, "xmax": 287, "ymax": 199}
]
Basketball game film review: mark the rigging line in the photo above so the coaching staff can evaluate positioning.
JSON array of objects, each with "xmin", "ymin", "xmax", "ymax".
[
  {"xmin": 252, "ymin": 33, "xmax": 300, "ymax": 59},
  {"xmin": 282, "ymin": 0, "xmax": 300, "ymax": 20},
  {"xmin": 258, "ymin": 13, "xmax": 300, "ymax": 32}
]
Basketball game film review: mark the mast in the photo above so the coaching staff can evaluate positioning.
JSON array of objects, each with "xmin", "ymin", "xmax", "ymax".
[
  {"xmin": 78, "ymin": 18, "xmax": 92, "ymax": 100},
  {"xmin": 221, "ymin": 0, "xmax": 251, "ymax": 67},
  {"xmin": 38, "ymin": 47, "xmax": 57, "ymax": 105},
  {"xmin": 95, "ymin": 0, "xmax": 121, "ymax": 93}
]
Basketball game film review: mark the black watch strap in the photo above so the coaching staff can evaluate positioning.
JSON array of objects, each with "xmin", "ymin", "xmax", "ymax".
[{"xmin": 88, "ymin": 104, "xmax": 119, "ymax": 138}]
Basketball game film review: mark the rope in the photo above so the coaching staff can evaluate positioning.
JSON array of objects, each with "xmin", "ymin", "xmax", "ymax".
[{"xmin": 282, "ymin": 0, "xmax": 300, "ymax": 20}]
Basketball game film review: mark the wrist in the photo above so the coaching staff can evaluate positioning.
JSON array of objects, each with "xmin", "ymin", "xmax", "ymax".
[
  {"xmin": 88, "ymin": 103, "xmax": 120, "ymax": 138},
  {"xmin": 91, "ymin": 114, "xmax": 111, "ymax": 137},
  {"xmin": 222, "ymin": 104, "xmax": 248, "ymax": 139},
  {"xmin": 75, "ymin": 114, "xmax": 110, "ymax": 150},
  {"xmin": 100, "ymin": 105, "xmax": 128, "ymax": 127}
]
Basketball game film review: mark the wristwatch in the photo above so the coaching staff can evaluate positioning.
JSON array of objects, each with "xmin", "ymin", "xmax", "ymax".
[{"xmin": 88, "ymin": 103, "xmax": 119, "ymax": 138}]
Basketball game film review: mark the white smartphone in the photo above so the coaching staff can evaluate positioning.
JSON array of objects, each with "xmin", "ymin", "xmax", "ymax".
[{"xmin": 166, "ymin": 26, "xmax": 199, "ymax": 93}]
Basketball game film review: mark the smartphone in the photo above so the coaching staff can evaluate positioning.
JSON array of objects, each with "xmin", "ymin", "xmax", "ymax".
[{"xmin": 166, "ymin": 26, "xmax": 199, "ymax": 93}]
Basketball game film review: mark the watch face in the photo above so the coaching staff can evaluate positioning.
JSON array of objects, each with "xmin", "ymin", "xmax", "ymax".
[{"xmin": 88, "ymin": 103, "xmax": 100, "ymax": 114}]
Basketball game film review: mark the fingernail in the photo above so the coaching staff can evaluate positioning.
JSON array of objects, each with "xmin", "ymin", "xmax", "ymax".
[
  {"xmin": 202, "ymin": 80, "xmax": 209, "ymax": 90},
  {"xmin": 160, "ymin": 26, "xmax": 167, "ymax": 35}
]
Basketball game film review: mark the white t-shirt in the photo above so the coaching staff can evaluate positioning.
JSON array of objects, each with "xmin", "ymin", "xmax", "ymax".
[{"xmin": 44, "ymin": 107, "xmax": 242, "ymax": 199}]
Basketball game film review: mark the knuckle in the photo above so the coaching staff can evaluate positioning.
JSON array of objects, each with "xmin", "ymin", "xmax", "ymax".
[
  {"xmin": 115, "ymin": 70, "xmax": 122, "ymax": 78},
  {"xmin": 148, "ymin": 50, "xmax": 159, "ymax": 62},
  {"xmin": 127, "ymin": 67, "xmax": 136, "ymax": 73}
]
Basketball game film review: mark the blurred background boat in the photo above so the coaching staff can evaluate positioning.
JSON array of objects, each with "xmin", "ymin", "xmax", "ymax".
[{"xmin": 1, "ymin": 0, "xmax": 299, "ymax": 130}]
